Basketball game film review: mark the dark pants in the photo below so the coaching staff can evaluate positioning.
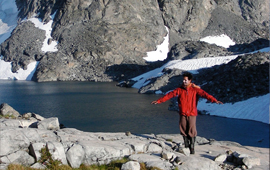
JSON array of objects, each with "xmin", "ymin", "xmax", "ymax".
[{"xmin": 179, "ymin": 115, "xmax": 197, "ymax": 138}]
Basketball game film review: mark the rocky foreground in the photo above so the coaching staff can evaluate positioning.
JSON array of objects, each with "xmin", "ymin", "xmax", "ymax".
[{"xmin": 0, "ymin": 103, "xmax": 269, "ymax": 170}]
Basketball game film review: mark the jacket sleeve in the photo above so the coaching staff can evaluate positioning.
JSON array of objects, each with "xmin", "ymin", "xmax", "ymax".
[
  {"xmin": 196, "ymin": 88, "xmax": 217, "ymax": 103},
  {"xmin": 157, "ymin": 88, "xmax": 180, "ymax": 103}
]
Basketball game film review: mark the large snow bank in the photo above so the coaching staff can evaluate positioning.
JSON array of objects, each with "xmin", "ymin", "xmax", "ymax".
[
  {"xmin": 198, "ymin": 94, "xmax": 269, "ymax": 124},
  {"xmin": 0, "ymin": 56, "xmax": 39, "ymax": 80}
]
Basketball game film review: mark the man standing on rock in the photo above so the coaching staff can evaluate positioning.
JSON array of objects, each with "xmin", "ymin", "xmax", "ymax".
[{"xmin": 151, "ymin": 72, "xmax": 223, "ymax": 154}]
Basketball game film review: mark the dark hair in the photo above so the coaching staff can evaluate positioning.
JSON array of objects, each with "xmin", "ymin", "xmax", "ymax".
[{"xmin": 183, "ymin": 72, "xmax": 193, "ymax": 80}]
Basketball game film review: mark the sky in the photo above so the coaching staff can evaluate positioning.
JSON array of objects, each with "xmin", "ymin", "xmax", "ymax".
[{"xmin": 0, "ymin": 0, "xmax": 269, "ymax": 124}]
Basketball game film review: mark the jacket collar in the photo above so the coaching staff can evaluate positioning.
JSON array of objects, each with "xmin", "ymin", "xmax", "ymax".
[{"xmin": 181, "ymin": 83, "xmax": 192, "ymax": 90}]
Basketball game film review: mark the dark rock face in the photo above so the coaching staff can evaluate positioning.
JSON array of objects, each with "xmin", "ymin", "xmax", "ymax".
[
  {"xmin": 3, "ymin": 0, "xmax": 167, "ymax": 82},
  {"xmin": 167, "ymin": 41, "xmax": 233, "ymax": 61},
  {"xmin": 0, "ymin": 0, "xmax": 269, "ymax": 82},
  {"xmin": 158, "ymin": 0, "xmax": 217, "ymax": 46},
  {"xmin": 158, "ymin": 0, "xmax": 269, "ymax": 45},
  {"xmin": 201, "ymin": 7, "xmax": 269, "ymax": 44},
  {"xmin": 0, "ymin": 21, "xmax": 45, "ymax": 72}
]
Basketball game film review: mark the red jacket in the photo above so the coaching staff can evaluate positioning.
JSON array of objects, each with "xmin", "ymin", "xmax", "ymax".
[{"xmin": 157, "ymin": 85, "xmax": 217, "ymax": 116}]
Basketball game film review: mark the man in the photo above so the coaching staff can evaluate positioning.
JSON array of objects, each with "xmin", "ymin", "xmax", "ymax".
[{"xmin": 151, "ymin": 72, "xmax": 223, "ymax": 154}]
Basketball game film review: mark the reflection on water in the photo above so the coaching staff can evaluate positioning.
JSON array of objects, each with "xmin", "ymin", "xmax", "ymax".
[{"xmin": 0, "ymin": 80, "xmax": 268, "ymax": 148}]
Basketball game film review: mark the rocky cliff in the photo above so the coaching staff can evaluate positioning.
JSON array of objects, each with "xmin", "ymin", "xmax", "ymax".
[{"xmin": 0, "ymin": 0, "xmax": 269, "ymax": 82}]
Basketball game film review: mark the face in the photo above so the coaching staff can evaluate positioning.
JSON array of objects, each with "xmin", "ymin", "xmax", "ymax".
[{"xmin": 183, "ymin": 76, "xmax": 191, "ymax": 86}]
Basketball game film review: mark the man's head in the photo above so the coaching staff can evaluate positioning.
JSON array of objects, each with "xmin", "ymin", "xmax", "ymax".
[{"xmin": 182, "ymin": 72, "xmax": 193, "ymax": 87}]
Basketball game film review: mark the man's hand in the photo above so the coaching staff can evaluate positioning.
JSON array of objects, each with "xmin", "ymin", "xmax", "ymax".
[
  {"xmin": 151, "ymin": 101, "xmax": 158, "ymax": 104},
  {"xmin": 216, "ymin": 101, "xmax": 223, "ymax": 104}
]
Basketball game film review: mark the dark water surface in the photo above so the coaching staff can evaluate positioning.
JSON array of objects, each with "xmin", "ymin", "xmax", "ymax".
[{"xmin": 0, "ymin": 80, "xmax": 269, "ymax": 148}]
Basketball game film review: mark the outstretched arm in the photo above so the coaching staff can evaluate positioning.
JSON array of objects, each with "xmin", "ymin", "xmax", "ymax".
[
  {"xmin": 215, "ymin": 100, "xmax": 223, "ymax": 104},
  {"xmin": 151, "ymin": 101, "xmax": 159, "ymax": 104},
  {"xmin": 151, "ymin": 88, "xmax": 180, "ymax": 104},
  {"xmin": 197, "ymin": 88, "xmax": 223, "ymax": 104}
]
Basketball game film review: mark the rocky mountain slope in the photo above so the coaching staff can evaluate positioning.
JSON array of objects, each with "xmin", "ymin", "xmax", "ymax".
[{"xmin": 0, "ymin": 0, "xmax": 269, "ymax": 83}]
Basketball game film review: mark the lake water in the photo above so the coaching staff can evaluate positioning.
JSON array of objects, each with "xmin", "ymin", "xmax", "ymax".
[{"xmin": 0, "ymin": 80, "xmax": 269, "ymax": 148}]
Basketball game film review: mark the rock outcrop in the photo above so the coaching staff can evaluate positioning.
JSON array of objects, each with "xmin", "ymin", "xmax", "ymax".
[
  {"xmin": 0, "ymin": 0, "xmax": 268, "ymax": 82},
  {"xmin": 0, "ymin": 103, "xmax": 269, "ymax": 170}
]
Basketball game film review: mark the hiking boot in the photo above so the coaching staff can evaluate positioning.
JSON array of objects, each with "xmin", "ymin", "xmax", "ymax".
[
  {"xmin": 189, "ymin": 137, "xmax": 196, "ymax": 154},
  {"xmin": 182, "ymin": 136, "xmax": 189, "ymax": 148}
]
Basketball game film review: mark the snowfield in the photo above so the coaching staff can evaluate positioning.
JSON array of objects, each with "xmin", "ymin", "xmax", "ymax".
[{"xmin": 0, "ymin": 0, "xmax": 269, "ymax": 124}]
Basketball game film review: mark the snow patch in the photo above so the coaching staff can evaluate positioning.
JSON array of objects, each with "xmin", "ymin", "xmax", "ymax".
[
  {"xmin": 198, "ymin": 94, "xmax": 269, "ymax": 124},
  {"xmin": 200, "ymin": 34, "xmax": 235, "ymax": 48},
  {"xmin": 132, "ymin": 55, "xmax": 238, "ymax": 89},
  {"xmin": 143, "ymin": 27, "xmax": 169, "ymax": 62},
  {"xmin": 0, "ymin": 56, "xmax": 39, "ymax": 80},
  {"xmin": 27, "ymin": 17, "xmax": 58, "ymax": 52}
]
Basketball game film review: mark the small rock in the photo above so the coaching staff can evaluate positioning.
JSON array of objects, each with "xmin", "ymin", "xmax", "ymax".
[
  {"xmin": 214, "ymin": 154, "xmax": 227, "ymax": 162},
  {"xmin": 179, "ymin": 148, "xmax": 190, "ymax": 156},
  {"xmin": 121, "ymin": 161, "xmax": 140, "ymax": 170},
  {"xmin": 0, "ymin": 103, "xmax": 20, "ymax": 117},
  {"xmin": 232, "ymin": 151, "xmax": 249, "ymax": 164},
  {"xmin": 31, "ymin": 162, "xmax": 46, "ymax": 169},
  {"xmin": 32, "ymin": 113, "xmax": 45, "ymax": 121},
  {"xmin": 125, "ymin": 131, "xmax": 131, "ymax": 136},
  {"xmin": 37, "ymin": 117, "xmax": 60, "ymax": 130},
  {"xmin": 242, "ymin": 165, "xmax": 248, "ymax": 169},
  {"xmin": 162, "ymin": 152, "xmax": 175, "ymax": 160},
  {"xmin": 196, "ymin": 136, "xmax": 209, "ymax": 145},
  {"xmin": 242, "ymin": 157, "xmax": 260, "ymax": 169},
  {"xmin": 66, "ymin": 144, "xmax": 85, "ymax": 168},
  {"xmin": 22, "ymin": 112, "xmax": 32, "ymax": 119},
  {"xmin": 29, "ymin": 143, "xmax": 46, "ymax": 161},
  {"xmin": 174, "ymin": 156, "xmax": 181, "ymax": 164},
  {"xmin": 226, "ymin": 150, "xmax": 233, "ymax": 155},
  {"xmin": 46, "ymin": 142, "xmax": 68, "ymax": 165},
  {"xmin": 6, "ymin": 150, "xmax": 35, "ymax": 166},
  {"xmin": 233, "ymin": 168, "xmax": 241, "ymax": 170},
  {"xmin": 147, "ymin": 143, "xmax": 162, "ymax": 153}
]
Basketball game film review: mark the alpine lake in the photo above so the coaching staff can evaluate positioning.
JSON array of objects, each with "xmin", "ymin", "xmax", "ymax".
[{"xmin": 0, "ymin": 80, "xmax": 268, "ymax": 148}]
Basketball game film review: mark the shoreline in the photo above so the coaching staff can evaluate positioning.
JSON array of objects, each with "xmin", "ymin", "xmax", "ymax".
[{"xmin": 0, "ymin": 103, "xmax": 269, "ymax": 170}]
